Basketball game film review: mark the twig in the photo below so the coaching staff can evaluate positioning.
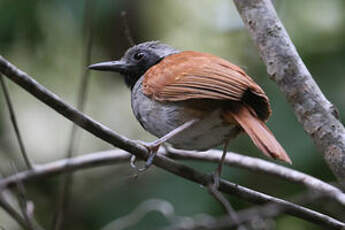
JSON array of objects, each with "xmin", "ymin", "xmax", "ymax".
[
  {"xmin": 16, "ymin": 182, "xmax": 34, "ymax": 230},
  {"xmin": 166, "ymin": 148, "xmax": 345, "ymax": 207},
  {"xmin": 121, "ymin": 11, "xmax": 135, "ymax": 46},
  {"xmin": 0, "ymin": 196, "xmax": 26, "ymax": 229},
  {"xmin": 0, "ymin": 194, "xmax": 31, "ymax": 230},
  {"xmin": 0, "ymin": 155, "xmax": 342, "ymax": 229},
  {"xmin": 0, "ymin": 57, "xmax": 344, "ymax": 229},
  {"xmin": 9, "ymin": 163, "xmax": 34, "ymax": 230},
  {"xmin": 0, "ymin": 193, "xmax": 44, "ymax": 230},
  {"xmin": 207, "ymin": 185, "xmax": 247, "ymax": 230},
  {"xmin": 233, "ymin": 0, "xmax": 345, "ymax": 187},
  {"xmin": 163, "ymin": 190, "xmax": 324, "ymax": 230},
  {"xmin": 52, "ymin": 0, "xmax": 94, "ymax": 229},
  {"xmin": 0, "ymin": 74, "xmax": 32, "ymax": 169},
  {"xmin": 102, "ymin": 199, "xmax": 175, "ymax": 230},
  {"xmin": 9, "ymin": 163, "xmax": 45, "ymax": 230},
  {"xmin": 1, "ymin": 149, "xmax": 345, "ymax": 209}
]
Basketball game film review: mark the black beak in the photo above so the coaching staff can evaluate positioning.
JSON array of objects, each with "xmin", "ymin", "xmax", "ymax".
[{"xmin": 88, "ymin": 60, "xmax": 128, "ymax": 73}]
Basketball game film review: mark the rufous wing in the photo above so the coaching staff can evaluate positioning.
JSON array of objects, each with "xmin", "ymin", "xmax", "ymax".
[
  {"xmin": 143, "ymin": 51, "xmax": 269, "ymax": 111},
  {"xmin": 142, "ymin": 51, "xmax": 290, "ymax": 163}
]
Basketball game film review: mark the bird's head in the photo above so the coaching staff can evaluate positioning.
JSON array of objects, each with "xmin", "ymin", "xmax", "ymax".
[{"xmin": 88, "ymin": 41, "xmax": 179, "ymax": 88}]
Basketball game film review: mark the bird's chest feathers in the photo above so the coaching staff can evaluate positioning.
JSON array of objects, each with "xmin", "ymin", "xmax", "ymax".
[{"xmin": 131, "ymin": 77, "xmax": 240, "ymax": 150}]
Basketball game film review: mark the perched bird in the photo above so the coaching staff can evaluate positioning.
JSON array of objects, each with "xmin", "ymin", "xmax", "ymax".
[{"xmin": 89, "ymin": 41, "xmax": 291, "ymax": 183}]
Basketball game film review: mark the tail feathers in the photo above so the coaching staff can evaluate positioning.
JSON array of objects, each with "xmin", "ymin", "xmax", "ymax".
[{"xmin": 225, "ymin": 106, "xmax": 292, "ymax": 164}]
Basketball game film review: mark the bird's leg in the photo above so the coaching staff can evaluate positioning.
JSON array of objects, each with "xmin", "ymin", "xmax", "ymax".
[
  {"xmin": 212, "ymin": 139, "xmax": 230, "ymax": 188},
  {"xmin": 131, "ymin": 119, "xmax": 199, "ymax": 171}
]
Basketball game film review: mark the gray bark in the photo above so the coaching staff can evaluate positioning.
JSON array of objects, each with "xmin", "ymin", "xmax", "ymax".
[{"xmin": 233, "ymin": 0, "xmax": 345, "ymax": 187}]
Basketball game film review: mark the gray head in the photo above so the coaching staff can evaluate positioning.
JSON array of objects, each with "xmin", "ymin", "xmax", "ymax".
[{"xmin": 88, "ymin": 41, "xmax": 179, "ymax": 89}]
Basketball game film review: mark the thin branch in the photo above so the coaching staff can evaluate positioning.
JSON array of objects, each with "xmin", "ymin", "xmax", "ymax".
[
  {"xmin": 53, "ymin": 0, "xmax": 94, "ymax": 229},
  {"xmin": 233, "ymin": 0, "xmax": 345, "ymax": 187},
  {"xmin": 16, "ymin": 184, "xmax": 35, "ymax": 230},
  {"xmin": 0, "ymin": 151, "xmax": 344, "ymax": 230},
  {"xmin": 0, "ymin": 57, "xmax": 344, "ymax": 229},
  {"xmin": 1, "ymin": 149, "xmax": 344, "ymax": 209},
  {"xmin": 0, "ymin": 193, "xmax": 44, "ymax": 230},
  {"xmin": 121, "ymin": 11, "xmax": 135, "ymax": 46},
  {"xmin": 9, "ymin": 163, "xmax": 45, "ymax": 230},
  {"xmin": 166, "ymin": 148, "xmax": 345, "ymax": 207},
  {"xmin": 0, "ymin": 74, "xmax": 32, "ymax": 169},
  {"xmin": 207, "ymin": 185, "xmax": 247, "ymax": 230},
  {"xmin": 102, "ymin": 199, "xmax": 175, "ymax": 230},
  {"xmin": 0, "ymin": 195, "xmax": 28, "ymax": 229},
  {"xmin": 163, "ymin": 190, "xmax": 324, "ymax": 230},
  {"xmin": 0, "ymin": 188, "xmax": 45, "ymax": 230}
]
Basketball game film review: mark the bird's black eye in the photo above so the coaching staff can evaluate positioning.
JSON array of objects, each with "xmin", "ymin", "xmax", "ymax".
[{"xmin": 134, "ymin": 52, "xmax": 144, "ymax": 60}]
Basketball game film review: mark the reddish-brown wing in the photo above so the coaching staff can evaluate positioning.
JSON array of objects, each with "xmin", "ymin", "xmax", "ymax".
[
  {"xmin": 143, "ymin": 51, "xmax": 290, "ymax": 162},
  {"xmin": 143, "ymin": 51, "xmax": 267, "ymax": 104}
]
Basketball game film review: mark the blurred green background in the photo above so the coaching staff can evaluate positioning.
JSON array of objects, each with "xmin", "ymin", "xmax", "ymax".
[{"xmin": 0, "ymin": 0, "xmax": 344, "ymax": 229}]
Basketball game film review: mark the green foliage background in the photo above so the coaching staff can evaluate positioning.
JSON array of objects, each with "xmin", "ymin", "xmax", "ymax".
[{"xmin": 0, "ymin": 0, "xmax": 344, "ymax": 229}]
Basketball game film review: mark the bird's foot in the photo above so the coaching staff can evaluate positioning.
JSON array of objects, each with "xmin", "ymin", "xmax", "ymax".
[
  {"xmin": 130, "ymin": 140, "xmax": 161, "ymax": 172},
  {"xmin": 210, "ymin": 139, "xmax": 229, "ymax": 189},
  {"xmin": 211, "ymin": 170, "xmax": 221, "ymax": 190}
]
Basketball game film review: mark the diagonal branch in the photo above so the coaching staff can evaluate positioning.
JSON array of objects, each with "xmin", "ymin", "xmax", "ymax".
[
  {"xmin": 166, "ymin": 148, "xmax": 345, "ymax": 207},
  {"xmin": 1, "ymin": 149, "xmax": 345, "ymax": 208},
  {"xmin": 0, "ymin": 74, "xmax": 33, "ymax": 169},
  {"xmin": 0, "ymin": 56, "xmax": 344, "ymax": 229},
  {"xmin": 53, "ymin": 0, "xmax": 94, "ymax": 229},
  {"xmin": 0, "ymin": 195, "xmax": 29, "ymax": 230},
  {"xmin": 163, "ymin": 190, "xmax": 326, "ymax": 230},
  {"xmin": 233, "ymin": 0, "xmax": 345, "ymax": 187},
  {"xmin": 0, "ymin": 193, "xmax": 45, "ymax": 230}
]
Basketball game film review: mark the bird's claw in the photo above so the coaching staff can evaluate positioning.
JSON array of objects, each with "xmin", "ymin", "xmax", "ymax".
[
  {"xmin": 211, "ymin": 171, "xmax": 221, "ymax": 190},
  {"xmin": 130, "ymin": 141, "xmax": 161, "ymax": 172}
]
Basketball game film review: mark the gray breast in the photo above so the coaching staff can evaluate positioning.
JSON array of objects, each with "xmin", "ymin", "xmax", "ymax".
[{"xmin": 131, "ymin": 76, "xmax": 241, "ymax": 150}]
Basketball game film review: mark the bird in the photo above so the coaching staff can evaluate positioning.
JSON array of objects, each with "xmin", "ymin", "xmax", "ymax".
[{"xmin": 88, "ymin": 41, "xmax": 291, "ymax": 185}]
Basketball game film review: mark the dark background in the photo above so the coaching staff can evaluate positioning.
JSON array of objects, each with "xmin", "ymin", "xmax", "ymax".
[{"xmin": 0, "ymin": 0, "xmax": 344, "ymax": 229}]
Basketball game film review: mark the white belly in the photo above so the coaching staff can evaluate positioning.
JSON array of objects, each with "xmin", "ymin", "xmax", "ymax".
[{"xmin": 131, "ymin": 77, "xmax": 240, "ymax": 150}]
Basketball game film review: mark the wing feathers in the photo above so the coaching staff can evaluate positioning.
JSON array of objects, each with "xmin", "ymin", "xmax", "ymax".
[
  {"xmin": 143, "ymin": 51, "xmax": 270, "ymax": 120},
  {"xmin": 143, "ymin": 51, "xmax": 258, "ymax": 102},
  {"xmin": 142, "ymin": 51, "xmax": 289, "ymax": 162}
]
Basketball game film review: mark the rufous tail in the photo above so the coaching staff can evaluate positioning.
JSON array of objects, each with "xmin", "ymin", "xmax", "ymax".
[{"xmin": 224, "ymin": 106, "xmax": 292, "ymax": 164}]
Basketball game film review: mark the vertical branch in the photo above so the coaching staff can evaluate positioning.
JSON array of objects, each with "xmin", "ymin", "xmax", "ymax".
[
  {"xmin": 0, "ymin": 195, "xmax": 28, "ymax": 229},
  {"xmin": 121, "ymin": 11, "xmax": 135, "ymax": 46},
  {"xmin": 15, "ymin": 180, "xmax": 35, "ymax": 230},
  {"xmin": 7, "ymin": 163, "xmax": 46, "ymax": 230},
  {"xmin": 52, "ymin": 0, "xmax": 94, "ymax": 229},
  {"xmin": 0, "ymin": 74, "xmax": 33, "ymax": 169},
  {"xmin": 0, "ymin": 193, "xmax": 45, "ymax": 230},
  {"xmin": 233, "ymin": 0, "xmax": 345, "ymax": 187},
  {"xmin": 207, "ymin": 185, "xmax": 247, "ymax": 230}
]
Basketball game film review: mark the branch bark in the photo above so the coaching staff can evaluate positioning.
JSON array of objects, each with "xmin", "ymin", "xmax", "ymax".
[
  {"xmin": 163, "ymin": 191, "xmax": 325, "ymax": 230},
  {"xmin": 0, "ymin": 56, "xmax": 344, "ymax": 228},
  {"xmin": 1, "ymin": 149, "xmax": 345, "ymax": 208},
  {"xmin": 233, "ymin": 0, "xmax": 345, "ymax": 187}
]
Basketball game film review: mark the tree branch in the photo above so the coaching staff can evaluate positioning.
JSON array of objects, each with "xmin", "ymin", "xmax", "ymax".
[
  {"xmin": 0, "ymin": 56, "xmax": 344, "ymax": 229},
  {"xmin": 166, "ymin": 148, "xmax": 345, "ymax": 207},
  {"xmin": 0, "ymin": 74, "xmax": 32, "ymax": 169},
  {"xmin": 1, "ymin": 149, "xmax": 344, "ymax": 208},
  {"xmin": 163, "ymin": 191, "xmax": 325, "ymax": 230},
  {"xmin": 0, "ymin": 149, "xmax": 344, "ymax": 228},
  {"xmin": 0, "ymin": 195, "xmax": 29, "ymax": 230},
  {"xmin": 0, "ymin": 192, "xmax": 44, "ymax": 230},
  {"xmin": 233, "ymin": 0, "xmax": 345, "ymax": 187},
  {"xmin": 53, "ymin": 0, "xmax": 95, "ymax": 229},
  {"xmin": 102, "ymin": 199, "xmax": 175, "ymax": 230}
]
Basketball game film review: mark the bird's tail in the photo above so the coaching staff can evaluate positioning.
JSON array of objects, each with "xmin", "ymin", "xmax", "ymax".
[{"xmin": 224, "ymin": 106, "xmax": 292, "ymax": 164}]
